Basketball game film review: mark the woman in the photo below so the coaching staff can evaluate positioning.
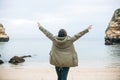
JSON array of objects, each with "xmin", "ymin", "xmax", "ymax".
[{"xmin": 37, "ymin": 22, "xmax": 92, "ymax": 80}]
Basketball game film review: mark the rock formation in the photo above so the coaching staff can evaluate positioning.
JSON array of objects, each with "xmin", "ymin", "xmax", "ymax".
[
  {"xmin": 0, "ymin": 23, "xmax": 9, "ymax": 42},
  {"xmin": 105, "ymin": 8, "xmax": 120, "ymax": 45},
  {"xmin": 0, "ymin": 54, "xmax": 4, "ymax": 64},
  {"xmin": 0, "ymin": 60, "xmax": 4, "ymax": 64},
  {"xmin": 9, "ymin": 55, "xmax": 31, "ymax": 65}
]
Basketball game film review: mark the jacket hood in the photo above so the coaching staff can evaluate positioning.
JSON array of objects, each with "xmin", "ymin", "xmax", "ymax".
[
  {"xmin": 55, "ymin": 36, "xmax": 69, "ymax": 43},
  {"xmin": 54, "ymin": 36, "xmax": 71, "ymax": 49}
]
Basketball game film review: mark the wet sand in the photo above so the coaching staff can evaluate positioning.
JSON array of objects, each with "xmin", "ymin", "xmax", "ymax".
[{"xmin": 0, "ymin": 66, "xmax": 120, "ymax": 80}]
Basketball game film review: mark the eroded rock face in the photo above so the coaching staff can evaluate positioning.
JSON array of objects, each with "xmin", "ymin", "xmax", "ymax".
[
  {"xmin": 0, "ymin": 23, "xmax": 9, "ymax": 42},
  {"xmin": 105, "ymin": 8, "xmax": 120, "ymax": 45},
  {"xmin": 9, "ymin": 55, "xmax": 31, "ymax": 65}
]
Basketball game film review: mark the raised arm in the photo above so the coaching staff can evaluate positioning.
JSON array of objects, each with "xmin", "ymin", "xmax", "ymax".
[
  {"xmin": 71, "ymin": 25, "xmax": 92, "ymax": 42},
  {"xmin": 37, "ymin": 22, "xmax": 54, "ymax": 40}
]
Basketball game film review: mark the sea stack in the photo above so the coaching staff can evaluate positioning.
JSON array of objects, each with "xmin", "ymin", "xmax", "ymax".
[
  {"xmin": 0, "ymin": 23, "xmax": 9, "ymax": 42},
  {"xmin": 105, "ymin": 8, "xmax": 120, "ymax": 45}
]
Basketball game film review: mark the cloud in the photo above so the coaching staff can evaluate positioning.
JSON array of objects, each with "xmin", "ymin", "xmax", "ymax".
[
  {"xmin": 11, "ymin": 19, "xmax": 34, "ymax": 25},
  {"xmin": 0, "ymin": 18, "xmax": 35, "ymax": 27},
  {"xmin": 37, "ymin": 14, "xmax": 67, "ymax": 25},
  {"xmin": 0, "ymin": 0, "xmax": 120, "ymax": 38}
]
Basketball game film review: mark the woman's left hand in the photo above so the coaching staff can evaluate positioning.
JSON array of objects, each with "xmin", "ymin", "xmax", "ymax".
[{"xmin": 87, "ymin": 25, "xmax": 92, "ymax": 30}]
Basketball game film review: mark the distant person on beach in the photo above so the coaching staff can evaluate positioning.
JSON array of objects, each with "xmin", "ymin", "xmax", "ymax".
[{"xmin": 37, "ymin": 22, "xmax": 92, "ymax": 80}]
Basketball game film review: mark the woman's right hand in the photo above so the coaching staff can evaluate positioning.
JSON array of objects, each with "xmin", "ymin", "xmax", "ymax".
[{"xmin": 37, "ymin": 22, "xmax": 41, "ymax": 28}]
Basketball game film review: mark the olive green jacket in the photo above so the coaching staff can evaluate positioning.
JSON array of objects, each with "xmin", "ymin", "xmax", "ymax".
[{"xmin": 39, "ymin": 26, "xmax": 89, "ymax": 67}]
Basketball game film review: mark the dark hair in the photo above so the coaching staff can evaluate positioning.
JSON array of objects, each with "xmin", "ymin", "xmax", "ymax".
[{"xmin": 58, "ymin": 29, "xmax": 67, "ymax": 37}]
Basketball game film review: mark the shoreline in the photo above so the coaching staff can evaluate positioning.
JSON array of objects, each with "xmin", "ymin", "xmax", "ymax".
[{"xmin": 0, "ymin": 65, "xmax": 120, "ymax": 80}]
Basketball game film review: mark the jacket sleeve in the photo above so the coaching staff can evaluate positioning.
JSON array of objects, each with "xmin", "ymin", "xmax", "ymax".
[
  {"xmin": 70, "ymin": 29, "xmax": 89, "ymax": 42},
  {"xmin": 39, "ymin": 26, "xmax": 54, "ymax": 41}
]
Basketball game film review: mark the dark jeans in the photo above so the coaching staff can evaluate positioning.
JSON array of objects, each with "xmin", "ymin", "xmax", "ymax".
[{"xmin": 55, "ymin": 67, "xmax": 70, "ymax": 80}]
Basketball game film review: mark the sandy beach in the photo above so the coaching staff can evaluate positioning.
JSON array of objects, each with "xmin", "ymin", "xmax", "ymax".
[{"xmin": 0, "ymin": 65, "xmax": 120, "ymax": 80}]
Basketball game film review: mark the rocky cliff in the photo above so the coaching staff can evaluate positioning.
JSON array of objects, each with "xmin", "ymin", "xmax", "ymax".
[
  {"xmin": 0, "ymin": 23, "xmax": 9, "ymax": 42},
  {"xmin": 105, "ymin": 8, "xmax": 120, "ymax": 45}
]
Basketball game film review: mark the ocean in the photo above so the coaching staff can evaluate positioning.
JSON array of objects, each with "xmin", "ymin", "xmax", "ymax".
[{"xmin": 0, "ymin": 37, "xmax": 120, "ymax": 68}]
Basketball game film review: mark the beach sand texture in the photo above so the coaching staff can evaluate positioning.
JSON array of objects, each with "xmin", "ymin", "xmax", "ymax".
[{"xmin": 0, "ymin": 66, "xmax": 120, "ymax": 80}]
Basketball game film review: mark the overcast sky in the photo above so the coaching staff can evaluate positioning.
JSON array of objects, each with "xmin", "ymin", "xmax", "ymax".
[{"xmin": 0, "ymin": 0, "xmax": 120, "ymax": 38}]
